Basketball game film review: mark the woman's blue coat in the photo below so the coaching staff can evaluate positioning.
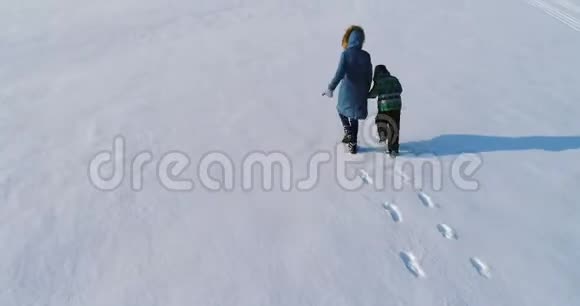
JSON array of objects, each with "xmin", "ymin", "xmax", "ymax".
[{"xmin": 328, "ymin": 30, "xmax": 373, "ymax": 120}]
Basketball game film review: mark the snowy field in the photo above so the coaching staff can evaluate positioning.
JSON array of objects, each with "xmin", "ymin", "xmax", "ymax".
[{"xmin": 1, "ymin": 0, "xmax": 580, "ymax": 305}]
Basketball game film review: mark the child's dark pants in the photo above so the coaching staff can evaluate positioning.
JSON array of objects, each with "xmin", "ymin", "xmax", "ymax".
[
  {"xmin": 376, "ymin": 110, "xmax": 401, "ymax": 153},
  {"xmin": 338, "ymin": 113, "xmax": 358, "ymax": 143}
]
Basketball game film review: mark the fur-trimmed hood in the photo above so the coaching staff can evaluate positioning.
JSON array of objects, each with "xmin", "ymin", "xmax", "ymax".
[
  {"xmin": 341, "ymin": 25, "xmax": 365, "ymax": 49},
  {"xmin": 329, "ymin": 25, "xmax": 372, "ymax": 120}
]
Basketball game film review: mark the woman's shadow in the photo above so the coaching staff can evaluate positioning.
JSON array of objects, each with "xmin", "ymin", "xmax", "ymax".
[{"xmin": 398, "ymin": 134, "xmax": 580, "ymax": 156}]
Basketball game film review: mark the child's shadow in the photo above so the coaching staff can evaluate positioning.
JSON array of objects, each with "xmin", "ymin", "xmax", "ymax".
[{"xmin": 402, "ymin": 134, "xmax": 580, "ymax": 156}]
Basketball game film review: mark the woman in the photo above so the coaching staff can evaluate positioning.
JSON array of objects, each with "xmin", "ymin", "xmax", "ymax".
[{"xmin": 323, "ymin": 25, "xmax": 373, "ymax": 154}]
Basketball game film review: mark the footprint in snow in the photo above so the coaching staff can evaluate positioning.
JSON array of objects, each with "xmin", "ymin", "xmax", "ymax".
[
  {"xmin": 383, "ymin": 202, "xmax": 402, "ymax": 223},
  {"xmin": 358, "ymin": 169, "xmax": 374, "ymax": 185},
  {"xmin": 470, "ymin": 257, "xmax": 491, "ymax": 278},
  {"xmin": 418, "ymin": 191, "xmax": 436, "ymax": 208},
  {"xmin": 437, "ymin": 224, "xmax": 458, "ymax": 240},
  {"xmin": 400, "ymin": 251, "xmax": 426, "ymax": 278}
]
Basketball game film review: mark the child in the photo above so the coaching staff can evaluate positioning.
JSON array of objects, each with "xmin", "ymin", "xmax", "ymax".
[{"xmin": 368, "ymin": 65, "xmax": 403, "ymax": 156}]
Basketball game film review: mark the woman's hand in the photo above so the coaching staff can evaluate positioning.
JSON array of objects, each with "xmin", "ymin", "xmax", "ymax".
[{"xmin": 322, "ymin": 89, "xmax": 333, "ymax": 98}]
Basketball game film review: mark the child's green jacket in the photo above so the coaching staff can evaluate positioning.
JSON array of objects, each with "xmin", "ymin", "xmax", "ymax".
[{"xmin": 368, "ymin": 73, "xmax": 403, "ymax": 112}]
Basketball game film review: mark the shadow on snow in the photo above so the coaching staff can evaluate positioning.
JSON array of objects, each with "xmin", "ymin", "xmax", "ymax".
[{"xmin": 358, "ymin": 134, "xmax": 580, "ymax": 156}]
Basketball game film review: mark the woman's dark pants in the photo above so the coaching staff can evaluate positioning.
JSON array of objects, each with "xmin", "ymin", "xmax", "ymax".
[{"xmin": 338, "ymin": 113, "xmax": 359, "ymax": 144}]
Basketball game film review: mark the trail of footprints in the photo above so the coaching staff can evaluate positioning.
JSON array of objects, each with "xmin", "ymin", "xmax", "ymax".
[{"xmin": 373, "ymin": 171, "xmax": 490, "ymax": 279}]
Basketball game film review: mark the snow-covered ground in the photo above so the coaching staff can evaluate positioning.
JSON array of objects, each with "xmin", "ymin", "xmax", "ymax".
[{"xmin": 2, "ymin": 0, "xmax": 580, "ymax": 305}]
